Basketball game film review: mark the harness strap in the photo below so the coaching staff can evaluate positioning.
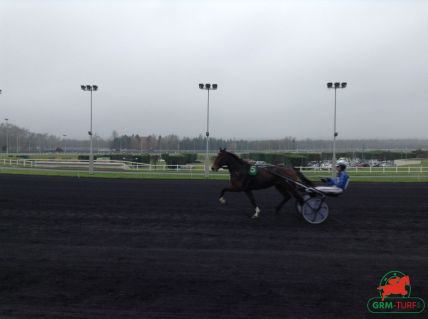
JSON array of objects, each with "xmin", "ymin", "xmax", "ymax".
[{"xmin": 267, "ymin": 169, "xmax": 326, "ymax": 199}]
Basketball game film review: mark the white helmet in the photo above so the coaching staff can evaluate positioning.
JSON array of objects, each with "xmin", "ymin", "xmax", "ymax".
[{"xmin": 336, "ymin": 159, "xmax": 347, "ymax": 169}]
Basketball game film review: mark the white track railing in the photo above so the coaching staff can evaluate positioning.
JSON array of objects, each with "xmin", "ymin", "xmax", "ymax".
[
  {"xmin": 0, "ymin": 159, "xmax": 222, "ymax": 176},
  {"xmin": 299, "ymin": 166, "xmax": 428, "ymax": 175},
  {"xmin": 1, "ymin": 159, "xmax": 428, "ymax": 177}
]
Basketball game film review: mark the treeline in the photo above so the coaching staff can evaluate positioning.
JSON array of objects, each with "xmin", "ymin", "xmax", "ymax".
[
  {"xmin": 0, "ymin": 123, "xmax": 109, "ymax": 153},
  {"xmin": 2, "ymin": 122, "xmax": 428, "ymax": 153},
  {"xmin": 109, "ymin": 133, "xmax": 297, "ymax": 152},
  {"xmin": 0, "ymin": 123, "xmax": 61, "ymax": 153},
  {"xmin": 109, "ymin": 134, "xmax": 428, "ymax": 152}
]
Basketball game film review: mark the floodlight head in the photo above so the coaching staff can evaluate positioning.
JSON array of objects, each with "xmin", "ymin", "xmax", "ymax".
[
  {"xmin": 81, "ymin": 85, "xmax": 86, "ymax": 90},
  {"xmin": 205, "ymin": 83, "xmax": 211, "ymax": 89},
  {"xmin": 93, "ymin": 85, "xmax": 98, "ymax": 91},
  {"xmin": 334, "ymin": 82, "xmax": 340, "ymax": 88},
  {"xmin": 212, "ymin": 84, "xmax": 218, "ymax": 90},
  {"xmin": 86, "ymin": 85, "xmax": 92, "ymax": 91},
  {"xmin": 0, "ymin": 89, "xmax": 2, "ymax": 94},
  {"xmin": 341, "ymin": 82, "xmax": 347, "ymax": 88},
  {"xmin": 327, "ymin": 82, "xmax": 333, "ymax": 88},
  {"xmin": 199, "ymin": 83, "xmax": 204, "ymax": 89}
]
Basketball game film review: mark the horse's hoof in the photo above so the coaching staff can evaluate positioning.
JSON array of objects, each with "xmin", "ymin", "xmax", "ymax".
[
  {"xmin": 251, "ymin": 207, "xmax": 261, "ymax": 219},
  {"xmin": 219, "ymin": 197, "xmax": 226, "ymax": 204}
]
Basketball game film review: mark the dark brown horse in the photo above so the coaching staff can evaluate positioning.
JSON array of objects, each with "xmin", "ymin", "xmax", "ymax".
[{"xmin": 211, "ymin": 149, "xmax": 313, "ymax": 218}]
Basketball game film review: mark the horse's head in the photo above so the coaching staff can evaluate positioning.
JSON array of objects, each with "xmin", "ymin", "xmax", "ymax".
[
  {"xmin": 401, "ymin": 275, "xmax": 410, "ymax": 286},
  {"xmin": 211, "ymin": 148, "xmax": 229, "ymax": 171}
]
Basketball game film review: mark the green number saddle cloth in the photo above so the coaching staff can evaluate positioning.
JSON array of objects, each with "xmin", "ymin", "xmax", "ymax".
[{"xmin": 248, "ymin": 165, "xmax": 258, "ymax": 176}]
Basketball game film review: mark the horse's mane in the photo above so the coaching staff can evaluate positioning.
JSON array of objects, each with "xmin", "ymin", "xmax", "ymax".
[{"xmin": 223, "ymin": 151, "xmax": 247, "ymax": 164}]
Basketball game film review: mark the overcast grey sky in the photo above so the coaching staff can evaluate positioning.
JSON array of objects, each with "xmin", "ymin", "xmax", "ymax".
[{"xmin": 1, "ymin": 0, "xmax": 427, "ymax": 140}]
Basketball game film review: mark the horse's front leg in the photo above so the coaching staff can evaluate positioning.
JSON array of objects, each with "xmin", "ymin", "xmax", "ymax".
[
  {"xmin": 219, "ymin": 186, "xmax": 240, "ymax": 204},
  {"xmin": 245, "ymin": 190, "xmax": 261, "ymax": 219}
]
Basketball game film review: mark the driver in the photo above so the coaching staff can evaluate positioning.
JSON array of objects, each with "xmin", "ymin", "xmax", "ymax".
[{"xmin": 316, "ymin": 160, "xmax": 349, "ymax": 194}]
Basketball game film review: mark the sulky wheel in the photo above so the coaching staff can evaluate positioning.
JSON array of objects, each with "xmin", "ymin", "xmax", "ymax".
[{"xmin": 302, "ymin": 198, "xmax": 329, "ymax": 224}]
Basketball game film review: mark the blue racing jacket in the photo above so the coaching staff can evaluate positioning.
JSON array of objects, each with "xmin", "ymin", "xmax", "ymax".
[{"xmin": 325, "ymin": 171, "xmax": 349, "ymax": 189}]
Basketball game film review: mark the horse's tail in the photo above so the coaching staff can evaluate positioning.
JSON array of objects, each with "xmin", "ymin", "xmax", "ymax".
[{"xmin": 294, "ymin": 166, "xmax": 314, "ymax": 187}]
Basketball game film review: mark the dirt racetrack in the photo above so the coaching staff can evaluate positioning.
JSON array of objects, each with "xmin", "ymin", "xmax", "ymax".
[{"xmin": 0, "ymin": 174, "xmax": 427, "ymax": 319}]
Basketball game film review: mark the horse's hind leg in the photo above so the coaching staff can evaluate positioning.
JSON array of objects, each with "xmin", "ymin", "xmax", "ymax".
[
  {"xmin": 244, "ymin": 190, "xmax": 261, "ymax": 219},
  {"xmin": 274, "ymin": 184, "xmax": 291, "ymax": 214},
  {"xmin": 287, "ymin": 185, "xmax": 305, "ymax": 206}
]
